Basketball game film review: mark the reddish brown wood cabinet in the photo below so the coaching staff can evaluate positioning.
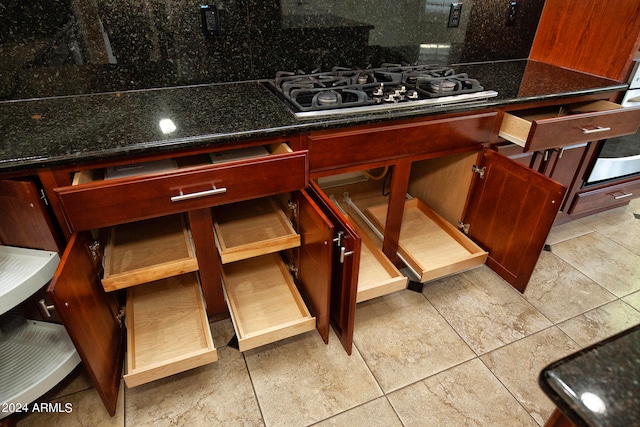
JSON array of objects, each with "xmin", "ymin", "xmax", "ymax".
[{"xmin": 45, "ymin": 140, "xmax": 366, "ymax": 413}]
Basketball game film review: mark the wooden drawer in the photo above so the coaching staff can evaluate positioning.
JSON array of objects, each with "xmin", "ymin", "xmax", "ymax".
[
  {"xmin": 366, "ymin": 198, "xmax": 487, "ymax": 282},
  {"xmin": 352, "ymin": 221, "xmax": 407, "ymax": 303},
  {"xmin": 212, "ymin": 197, "xmax": 300, "ymax": 264},
  {"xmin": 221, "ymin": 253, "xmax": 316, "ymax": 352},
  {"xmin": 569, "ymin": 177, "xmax": 640, "ymax": 216},
  {"xmin": 102, "ymin": 214, "xmax": 198, "ymax": 292},
  {"xmin": 124, "ymin": 272, "xmax": 217, "ymax": 388},
  {"xmin": 55, "ymin": 143, "xmax": 308, "ymax": 231},
  {"xmin": 499, "ymin": 101, "xmax": 640, "ymax": 152},
  {"xmin": 308, "ymin": 112, "xmax": 496, "ymax": 172}
]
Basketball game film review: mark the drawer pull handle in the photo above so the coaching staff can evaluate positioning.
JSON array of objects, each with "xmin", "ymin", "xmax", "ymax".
[
  {"xmin": 580, "ymin": 125, "xmax": 611, "ymax": 134},
  {"xmin": 171, "ymin": 185, "xmax": 227, "ymax": 202},
  {"xmin": 611, "ymin": 191, "xmax": 633, "ymax": 200},
  {"xmin": 340, "ymin": 247, "xmax": 354, "ymax": 263},
  {"xmin": 38, "ymin": 299, "xmax": 55, "ymax": 318}
]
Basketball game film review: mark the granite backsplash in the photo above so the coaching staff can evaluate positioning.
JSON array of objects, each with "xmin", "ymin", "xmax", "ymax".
[{"xmin": 0, "ymin": 0, "xmax": 544, "ymax": 101}]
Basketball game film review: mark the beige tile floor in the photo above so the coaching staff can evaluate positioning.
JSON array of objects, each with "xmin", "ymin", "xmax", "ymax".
[{"xmin": 14, "ymin": 199, "xmax": 640, "ymax": 427}]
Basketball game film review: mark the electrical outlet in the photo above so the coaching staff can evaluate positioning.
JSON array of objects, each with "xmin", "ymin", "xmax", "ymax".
[
  {"xmin": 448, "ymin": 3, "xmax": 463, "ymax": 28},
  {"xmin": 200, "ymin": 4, "xmax": 220, "ymax": 36},
  {"xmin": 507, "ymin": 1, "xmax": 518, "ymax": 25}
]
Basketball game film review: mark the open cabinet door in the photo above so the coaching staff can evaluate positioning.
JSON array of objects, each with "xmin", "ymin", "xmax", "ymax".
[
  {"xmin": 47, "ymin": 232, "xmax": 125, "ymax": 416},
  {"xmin": 306, "ymin": 182, "xmax": 361, "ymax": 355},
  {"xmin": 294, "ymin": 189, "xmax": 334, "ymax": 346},
  {"xmin": 464, "ymin": 149, "xmax": 566, "ymax": 292},
  {"xmin": 0, "ymin": 179, "xmax": 62, "ymax": 252}
]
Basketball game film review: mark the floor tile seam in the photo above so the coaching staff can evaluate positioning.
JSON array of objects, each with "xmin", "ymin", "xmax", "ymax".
[
  {"xmin": 475, "ymin": 356, "xmax": 543, "ymax": 427},
  {"xmin": 304, "ymin": 395, "xmax": 405, "ymax": 427},
  {"xmin": 551, "ymin": 296, "xmax": 627, "ymax": 330},
  {"xmin": 548, "ymin": 241, "xmax": 638, "ymax": 294},
  {"xmin": 593, "ymin": 227, "xmax": 640, "ymax": 257},
  {"xmin": 424, "ymin": 267, "xmax": 558, "ymax": 356},
  {"xmin": 349, "ymin": 339, "xmax": 387, "ymax": 397},
  {"xmin": 473, "ymin": 323, "xmax": 566, "ymax": 358},
  {"xmin": 241, "ymin": 352, "xmax": 268, "ymax": 426},
  {"xmin": 374, "ymin": 355, "xmax": 480, "ymax": 397},
  {"xmin": 418, "ymin": 287, "xmax": 481, "ymax": 358}
]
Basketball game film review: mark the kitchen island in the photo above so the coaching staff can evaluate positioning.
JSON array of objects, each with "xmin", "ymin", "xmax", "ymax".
[{"xmin": 539, "ymin": 324, "xmax": 640, "ymax": 427}]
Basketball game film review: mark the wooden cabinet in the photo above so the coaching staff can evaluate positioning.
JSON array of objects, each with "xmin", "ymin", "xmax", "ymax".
[
  {"xmin": 0, "ymin": 179, "xmax": 79, "ymax": 422},
  {"xmin": 496, "ymin": 97, "xmax": 640, "ymax": 223},
  {"xmin": 304, "ymin": 112, "xmax": 567, "ymax": 352},
  {"xmin": 45, "ymin": 140, "xmax": 362, "ymax": 412},
  {"xmin": 531, "ymin": 0, "xmax": 640, "ymax": 82}
]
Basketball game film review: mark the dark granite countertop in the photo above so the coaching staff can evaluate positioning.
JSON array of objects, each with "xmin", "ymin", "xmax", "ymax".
[
  {"xmin": 0, "ymin": 60, "xmax": 627, "ymax": 174},
  {"xmin": 539, "ymin": 324, "xmax": 640, "ymax": 427}
]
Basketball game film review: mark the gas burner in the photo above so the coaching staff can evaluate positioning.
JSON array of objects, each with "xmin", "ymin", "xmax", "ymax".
[{"xmin": 268, "ymin": 64, "xmax": 498, "ymax": 117}]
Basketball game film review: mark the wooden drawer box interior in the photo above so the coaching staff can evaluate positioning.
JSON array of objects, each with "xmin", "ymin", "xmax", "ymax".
[
  {"xmin": 212, "ymin": 197, "xmax": 300, "ymax": 264},
  {"xmin": 366, "ymin": 198, "xmax": 488, "ymax": 283},
  {"xmin": 221, "ymin": 253, "xmax": 316, "ymax": 352},
  {"xmin": 499, "ymin": 101, "xmax": 640, "ymax": 151},
  {"xmin": 351, "ymin": 220, "xmax": 407, "ymax": 303},
  {"xmin": 102, "ymin": 214, "xmax": 198, "ymax": 292},
  {"xmin": 124, "ymin": 272, "xmax": 217, "ymax": 387},
  {"xmin": 316, "ymin": 171, "xmax": 408, "ymax": 302},
  {"xmin": 72, "ymin": 144, "xmax": 289, "ymax": 185}
]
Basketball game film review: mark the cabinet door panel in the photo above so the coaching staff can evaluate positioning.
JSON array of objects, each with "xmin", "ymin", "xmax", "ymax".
[
  {"xmin": 306, "ymin": 182, "xmax": 360, "ymax": 355},
  {"xmin": 47, "ymin": 232, "xmax": 125, "ymax": 416},
  {"xmin": 0, "ymin": 179, "xmax": 62, "ymax": 252},
  {"xmin": 295, "ymin": 189, "xmax": 334, "ymax": 345},
  {"xmin": 464, "ymin": 149, "xmax": 566, "ymax": 292}
]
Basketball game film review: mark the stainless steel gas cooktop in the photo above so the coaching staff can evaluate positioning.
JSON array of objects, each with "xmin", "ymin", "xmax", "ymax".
[{"xmin": 266, "ymin": 64, "xmax": 498, "ymax": 118}]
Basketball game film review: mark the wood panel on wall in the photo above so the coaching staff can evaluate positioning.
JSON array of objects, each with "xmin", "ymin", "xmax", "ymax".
[{"xmin": 530, "ymin": 0, "xmax": 640, "ymax": 81}]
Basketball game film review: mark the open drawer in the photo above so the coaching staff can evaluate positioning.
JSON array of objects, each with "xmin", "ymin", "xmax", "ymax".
[
  {"xmin": 366, "ymin": 198, "xmax": 488, "ymax": 283},
  {"xmin": 221, "ymin": 253, "xmax": 316, "ymax": 352},
  {"xmin": 54, "ymin": 142, "xmax": 308, "ymax": 231},
  {"xmin": 313, "ymin": 173, "xmax": 408, "ymax": 302},
  {"xmin": 499, "ymin": 100, "xmax": 640, "ymax": 152},
  {"xmin": 124, "ymin": 272, "xmax": 217, "ymax": 388},
  {"xmin": 351, "ymin": 221, "xmax": 407, "ymax": 303},
  {"xmin": 102, "ymin": 214, "xmax": 198, "ymax": 291},
  {"xmin": 212, "ymin": 197, "xmax": 300, "ymax": 264}
]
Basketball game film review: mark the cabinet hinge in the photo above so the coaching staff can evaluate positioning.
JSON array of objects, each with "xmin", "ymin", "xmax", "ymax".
[
  {"xmin": 472, "ymin": 165, "xmax": 486, "ymax": 179},
  {"xmin": 288, "ymin": 265, "xmax": 299, "ymax": 280},
  {"xmin": 287, "ymin": 200, "xmax": 298, "ymax": 218},
  {"xmin": 457, "ymin": 222, "xmax": 470, "ymax": 234},
  {"xmin": 333, "ymin": 230, "xmax": 344, "ymax": 247},
  {"xmin": 115, "ymin": 307, "xmax": 126, "ymax": 328},
  {"xmin": 39, "ymin": 189, "xmax": 50, "ymax": 206},
  {"xmin": 89, "ymin": 240, "xmax": 101, "ymax": 261}
]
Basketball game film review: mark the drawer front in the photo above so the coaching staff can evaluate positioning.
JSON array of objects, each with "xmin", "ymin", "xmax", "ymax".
[
  {"xmin": 55, "ymin": 151, "xmax": 308, "ymax": 231},
  {"xmin": 505, "ymin": 102, "xmax": 640, "ymax": 152},
  {"xmin": 308, "ymin": 112, "xmax": 497, "ymax": 172},
  {"xmin": 570, "ymin": 177, "xmax": 640, "ymax": 216}
]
